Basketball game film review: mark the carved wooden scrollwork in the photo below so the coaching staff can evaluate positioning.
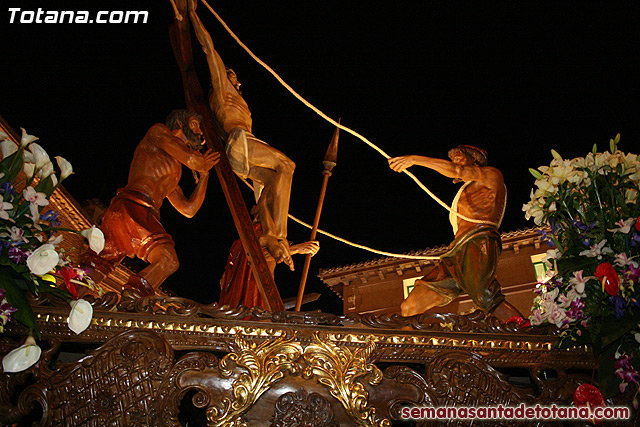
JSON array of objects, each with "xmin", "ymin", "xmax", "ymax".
[
  {"xmin": 270, "ymin": 389, "xmax": 338, "ymax": 427},
  {"xmin": 302, "ymin": 332, "xmax": 391, "ymax": 427},
  {"xmin": 16, "ymin": 330, "xmax": 175, "ymax": 427},
  {"xmin": 424, "ymin": 351, "xmax": 534, "ymax": 408},
  {"xmin": 206, "ymin": 333, "xmax": 304, "ymax": 427}
]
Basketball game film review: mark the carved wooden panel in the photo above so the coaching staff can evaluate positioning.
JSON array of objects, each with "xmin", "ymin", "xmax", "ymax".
[{"xmin": 1, "ymin": 294, "xmax": 634, "ymax": 426}]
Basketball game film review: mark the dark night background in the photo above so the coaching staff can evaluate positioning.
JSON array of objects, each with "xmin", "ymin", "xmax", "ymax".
[{"xmin": 1, "ymin": 1, "xmax": 639, "ymax": 313}]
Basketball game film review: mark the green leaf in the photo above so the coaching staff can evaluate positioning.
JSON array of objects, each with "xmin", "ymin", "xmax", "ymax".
[
  {"xmin": 0, "ymin": 275, "xmax": 40, "ymax": 337},
  {"xmin": 614, "ymin": 133, "xmax": 620, "ymax": 144},
  {"xmin": 592, "ymin": 144, "xmax": 598, "ymax": 154},
  {"xmin": 600, "ymin": 311, "xmax": 640, "ymax": 350},
  {"xmin": 528, "ymin": 168, "xmax": 543, "ymax": 179},
  {"xmin": 34, "ymin": 175, "xmax": 56, "ymax": 198},
  {"xmin": 598, "ymin": 345, "xmax": 621, "ymax": 399}
]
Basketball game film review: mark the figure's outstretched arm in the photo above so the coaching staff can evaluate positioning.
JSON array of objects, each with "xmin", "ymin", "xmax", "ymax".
[
  {"xmin": 188, "ymin": 0, "xmax": 226, "ymax": 99},
  {"xmin": 389, "ymin": 154, "xmax": 499, "ymax": 185}
]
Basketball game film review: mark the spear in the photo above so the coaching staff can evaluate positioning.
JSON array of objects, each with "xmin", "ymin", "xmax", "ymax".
[{"xmin": 294, "ymin": 121, "xmax": 340, "ymax": 311}]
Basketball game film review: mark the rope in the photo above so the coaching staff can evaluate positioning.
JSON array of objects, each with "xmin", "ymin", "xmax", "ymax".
[
  {"xmin": 238, "ymin": 178, "xmax": 439, "ymax": 260},
  {"xmin": 198, "ymin": 0, "xmax": 496, "ymax": 227}
]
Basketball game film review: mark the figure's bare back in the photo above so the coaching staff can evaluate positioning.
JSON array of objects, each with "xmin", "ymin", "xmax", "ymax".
[{"xmin": 126, "ymin": 128, "xmax": 183, "ymax": 207}]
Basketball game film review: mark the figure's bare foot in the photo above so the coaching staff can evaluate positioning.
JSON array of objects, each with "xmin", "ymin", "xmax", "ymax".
[
  {"xmin": 259, "ymin": 235, "xmax": 293, "ymax": 270},
  {"xmin": 400, "ymin": 284, "xmax": 445, "ymax": 316}
]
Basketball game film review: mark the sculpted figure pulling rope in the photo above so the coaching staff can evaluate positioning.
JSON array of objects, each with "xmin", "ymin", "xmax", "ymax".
[
  {"xmin": 389, "ymin": 146, "xmax": 522, "ymax": 321},
  {"xmin": 189, "ymin": 0, "xmax": 297, "ymax": 270}
]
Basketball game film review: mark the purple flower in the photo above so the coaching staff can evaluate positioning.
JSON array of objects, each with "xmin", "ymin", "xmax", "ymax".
[
  {"xmin": 614, "ymin": 354, "xmax": 640, "ymax": 393},
  {"xmin": 40, "ymin": 209, "xmax": 61, "ymax": 227},
  {"xmin": 611, "ymin": 295, "xmax": 627, "ymax": 319},
  {"xmin": 536, "ymin": 229, "xmax": 556, "ymax": 248},
  {"xmin": 566, "ymin": 298, "xmax": 586, "ymax": 321},
  {"xmin": 8, "ymin": 246, "xmax": 28, "ymax": 264},
  {"xmin": 0, "ymin": 296, "xmax": 18, "ymax": 329},
  {"xmin": 625, "ymin": 263, "xmax": 640, "ymax": 284},
  {"xmin": 0, "ymin": 181, "xmax": 15, "ymax": 196}
]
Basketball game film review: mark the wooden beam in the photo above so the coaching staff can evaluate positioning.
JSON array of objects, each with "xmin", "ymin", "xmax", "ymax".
[{"xmin": 168, "ymin": 3, "xmax": 284, "ymax": 311}]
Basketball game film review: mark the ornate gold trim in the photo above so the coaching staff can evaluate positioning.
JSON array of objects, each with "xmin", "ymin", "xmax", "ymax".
[
  {"xmin": 206, "ymin": 333, "xmax": 303, "ymax": 427},
  {"xmin": 303, "ymin": 332, "xmax": 390, "ymax": 427}
]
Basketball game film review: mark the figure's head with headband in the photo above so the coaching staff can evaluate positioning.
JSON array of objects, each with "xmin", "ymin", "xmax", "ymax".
[{"xmin": 449, "ymin": 145, "xmax": 488, "ymax": 167}]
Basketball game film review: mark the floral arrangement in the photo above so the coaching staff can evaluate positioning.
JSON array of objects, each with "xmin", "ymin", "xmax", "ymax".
[
  {"xmin": 523, "ymin": 134, "xmax": 640, "ymax": 405},
  {"xmin": 0, "ymin": 128, "xmax": 105, "ymax": 373}
]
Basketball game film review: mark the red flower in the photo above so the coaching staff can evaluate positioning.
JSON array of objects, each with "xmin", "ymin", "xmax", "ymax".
[
  {"xmin": 573, "ymin": 383, "xmax": 606, "ymax": 425},
  {"xmin": 505, "ymin": 316, "xmax": 531, "ymax": 327},
  {"xmin": 636, "ymin": 216, "xmax": 640, "ymax": 232},
  {"xmin": 595, "ymin": 262, "xmax": 619, "ymax": 296},
  {"xmin": 61, "ymin": 266, "xmax": 78, "ymax": 300}
]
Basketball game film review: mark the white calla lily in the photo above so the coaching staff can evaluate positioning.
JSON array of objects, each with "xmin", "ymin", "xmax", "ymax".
[
  {"xmin": 19, "ymin": 128, "xmax": 39, "ymax": 147},
  {"xmin": 81, "ymin": 225, "xmax": 105, "ymax": 254},
  {"xmin": 67, "ymin": 299, "xmax": 93, "ymax": 334},
  {"xmin": 2, "ymin": 335, "xmax": 41, "ymax": 373},
  {"xmin": 23, "ymin": 162, "xmax": 35, "ymax": 179},
  {"xmin": 1, "ymin": 140, "xmax": 18, "ymax": 158},
  {"xmin": 39, "ymin": 161, "xmax": 54, "ymax": 178},
  {"xmin": 26, "ymin": 243, "xmax": 59, "ymax": 275},
  {"xmin": 55, "ymin": 156, "xmax": 74, "ymax": 180},
  {"xmin": 0, "ymin": 129, "xmax": 8, "ymax": 140},
  {"xmin": 28, "ymin": 143, "xmax": 50, "ymax": 169}
]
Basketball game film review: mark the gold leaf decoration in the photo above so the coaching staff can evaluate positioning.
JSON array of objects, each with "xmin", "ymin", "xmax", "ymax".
[
  {"xmin": 302, "ymin": 332, "xmax": 390, "ymax": 427},
  {"xmin": 206, "ymin": 333, "xmax": 303, "ymax": 427}
]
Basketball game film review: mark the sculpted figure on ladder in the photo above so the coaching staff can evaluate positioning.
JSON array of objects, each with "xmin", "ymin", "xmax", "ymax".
[
  {"xmin": 389, "ymin": 145, "xmax": 522, "ymax": 321},
  {"xmin": 190, "ymin": 0, "xmax": 296, "ymax": 270}
]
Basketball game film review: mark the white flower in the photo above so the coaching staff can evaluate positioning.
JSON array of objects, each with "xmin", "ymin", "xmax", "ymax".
[
  {"xmin": 542, "ymin": 249, "xmax": 560, "ymax": 271},
  {"xmin": 81, "ymin": 226, "xmax": 105, "ymax": 254},
  {"xmin": 26, "ymin": 243, "xmax": 59, "ymax": 275},
  {"xmin": 67, "ymin": 299, "xmax": 93, "ymax": 334},
  {"xmin": 2, "ymin": 335, "xmax": 41, "ymax": 373},
  {"xmin": 48, "ymin": 234, "xmax": 64, "ymax": 247},
  {"xmin": 23, "ymin": 186, "xmax": 48, "ymax": 207},
  {"xmin": 579, "ymin": 239, "xmax": 614, "ymax": 258},
  {"xmin": 27, "ymin": 143, "xmax": 49, "ymax": 170},
  {"xmin": 39, "ymin": 161, "xmax": 54, "ymax": 178},
  {"xmin": 0, "ymin": 129, "xmax": 7, "ymax": 140},
  {"xmin": 607, "ymin": 218, "xmax": 635, "ymax": 234},
  {"xmin": 55, "ymin": 156, "xmax": 73, "ymax": 180},
  {"xmin": 569, "ymin": 270, "xmax": 589, "ymax": 295},
  {"xmin": 23, "ymin": 162, "xmax": 35, "ymax": 179},
  {"xmin": 626, "ymin": 188, "xmax": 638, "ymax": 204},
  {"xmin": 19, "ymin": 128, "xmax": 38, "ymax": 147},
  {"xmin": 0, "ymin": 140, "xmax": 18, "ymax": 158},
  {"xmin": 23, "ymin": 186, "xmax": 49, "ymax": 225},
  {"xmin": 0, "ymin": 226, "xmax": 28, "ymax": 243},
  {"xmin": 0, "ymin": 194, "xmax": 13, "ymax": 221},
  {"xmin": 614, "ymin": 252, "xmax": 639, "ymax": 269},
  {"xmin": 535, "ymin": 178, "xmax": 558, "ymax": 195},
  {"xmin": 635, "ymin": 332, "xmax": 640, "ymax": 344}
]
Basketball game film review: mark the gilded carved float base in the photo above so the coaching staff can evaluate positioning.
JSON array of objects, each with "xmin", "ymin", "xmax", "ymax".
[{"xmin": 0, "ymin": 291, "xmax": 636, "ymax": 426}]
